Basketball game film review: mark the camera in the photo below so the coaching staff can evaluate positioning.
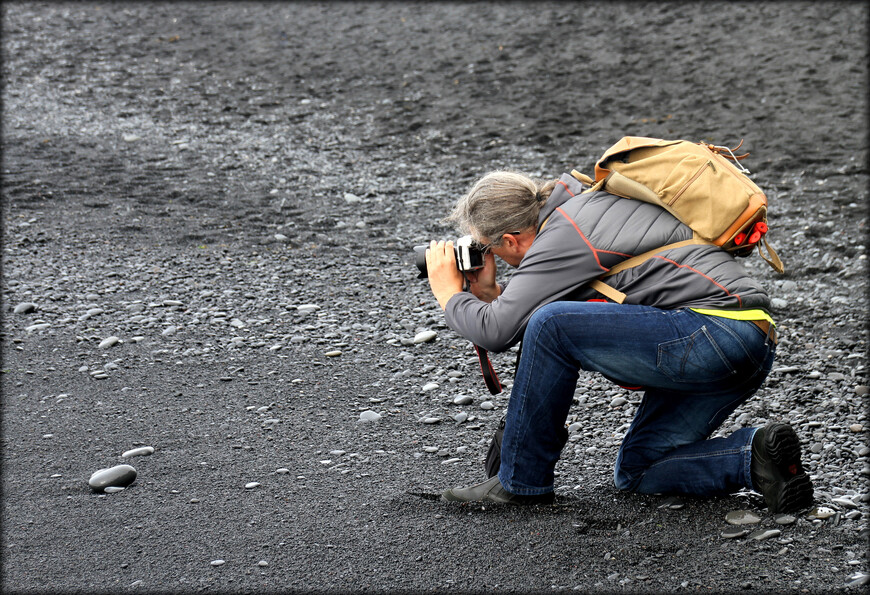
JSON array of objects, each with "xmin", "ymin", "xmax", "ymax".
[{"xmin": 414, "ymin": 235, "xmax": 486, "ymax": 279}]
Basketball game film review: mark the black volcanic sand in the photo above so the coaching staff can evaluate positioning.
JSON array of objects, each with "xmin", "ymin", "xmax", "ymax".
[{"xmin": 2, "ymin": 2, "xmax": 868, "ymax": 593}]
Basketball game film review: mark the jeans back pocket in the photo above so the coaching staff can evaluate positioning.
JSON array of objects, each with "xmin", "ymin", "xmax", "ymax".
[{"xmin": 657, "ymin": 325, "xmax": 736, "ymax": 383}]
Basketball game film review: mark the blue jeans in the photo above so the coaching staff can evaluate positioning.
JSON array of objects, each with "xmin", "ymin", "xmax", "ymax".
[{"xmin": 497, "ymin": 301, "xmax": 776, "ymax": 497}]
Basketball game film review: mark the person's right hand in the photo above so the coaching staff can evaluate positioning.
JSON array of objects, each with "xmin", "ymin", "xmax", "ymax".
[{"xmin": 464, "ymin": 251, "xmax": 501, "ymax": 302}]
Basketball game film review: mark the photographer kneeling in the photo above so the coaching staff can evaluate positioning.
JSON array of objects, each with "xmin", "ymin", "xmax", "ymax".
[{"xmin": 425, "ymin": 170, "xmax": 813, "ymax": 513}]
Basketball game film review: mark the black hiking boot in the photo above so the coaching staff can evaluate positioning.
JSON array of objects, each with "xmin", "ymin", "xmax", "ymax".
[
  {"xmin": 750, "ymin": 422, "xmax": 814, "ymax": 513},
  {"xmin": 441, "ymin": 475, "xmax": 554, "ymax": 505}
]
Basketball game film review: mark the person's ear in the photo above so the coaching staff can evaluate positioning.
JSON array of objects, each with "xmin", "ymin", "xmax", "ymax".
[{"xmin": 501, "ymin": 233, "xmax": 520, "ymax": 250}]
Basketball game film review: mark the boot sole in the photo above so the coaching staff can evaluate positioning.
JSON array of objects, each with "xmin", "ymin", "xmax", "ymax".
[{"xmin": 762, "ymin": 423, "xmax": 814, "ymax": 513}]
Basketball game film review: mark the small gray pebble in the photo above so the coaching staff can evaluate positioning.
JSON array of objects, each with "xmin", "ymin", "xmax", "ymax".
[
  {"xmin": 725, "ymin": 509, "xmax": 762, "ymax": 525},
  {"xmin": 748, "ymin": 528, "xmax": 781, "ymax": 541},
  {"xmin": 774, "ymin": 513, "xmax": 796, "ymax": 525},
  {"xmin": 721, "ymin": 526, "xmax": 749, "ymax": 539},
  {"xmin": 413, "ymin": 330, "xmax": 437, "ymax": 344},
  {"xmin": 99, "ymin": 336, "xmax": 120, "ymax": 349},
  {"xmin": 89, "ymin": 465, "xmax": 137, "ymax": 492},
  {"xmin": 122, "ymin": 446, "xmax": 155, "ymax": 458},
  {"xmin": 13, "ymin": 302, "xmax": 37, "ymax": 314}
]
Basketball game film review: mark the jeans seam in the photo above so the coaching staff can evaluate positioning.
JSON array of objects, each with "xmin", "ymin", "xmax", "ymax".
[
  {"xmin": 701, "ymin": 314, "xmax": 765, "ymax": 368},
  {"xmin": 646, "ymin": 447, "xmax": 745, "ymax": 470},
  {"xmin": 656, "ymin": 325, "xmax": 736, "ymax": 384},
  {"xmin": 745, "ymin": 427, "xmax": 760, "ymax": 489}
]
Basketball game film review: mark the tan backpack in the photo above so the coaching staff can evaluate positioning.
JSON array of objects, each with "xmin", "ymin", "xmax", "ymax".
[{"xmin": 570, "ymin": 136, "xmax": 784, "ymax": 304}]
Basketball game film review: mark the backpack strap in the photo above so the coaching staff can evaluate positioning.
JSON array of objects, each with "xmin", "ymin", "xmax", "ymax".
[
  {"xmin": 570, "ymin": 169, "xmax": 595, "ymax": 185},
  {"xmin": 589, "ymin": 238, "xmax": 712, "ymax": 304},
  {"xmin": 757, "ymin": 236, "xmax": 785, "ymax": 273}
]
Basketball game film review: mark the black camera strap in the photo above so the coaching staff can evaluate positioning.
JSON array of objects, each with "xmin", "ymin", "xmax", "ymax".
[
  {"xmin": 460, "ymin": 275, "xmax": 506, "ymax": 395},
  {"xmin": 473, "ymin": 344, "xmax": 503, "ymax": 395}
]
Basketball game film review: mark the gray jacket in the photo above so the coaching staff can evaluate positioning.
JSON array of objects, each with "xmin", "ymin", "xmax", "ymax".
[{"xmin": 444, "ymin": 173, "xmax": 772, "ymax": 352}]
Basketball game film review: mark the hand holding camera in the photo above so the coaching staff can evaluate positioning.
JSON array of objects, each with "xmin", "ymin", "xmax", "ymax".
[
  {"xmin": 419, "ymin": 239, "xmax": 468, "ymax": 311},
  {"xmin": 415, "ymin": 236, "xmax": 500, "ymax": 307}
]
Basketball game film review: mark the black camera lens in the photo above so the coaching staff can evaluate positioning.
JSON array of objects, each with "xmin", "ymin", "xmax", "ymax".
[{"xmin": 414, "ymin": 245, "xmax": 429, "ymax": 279}]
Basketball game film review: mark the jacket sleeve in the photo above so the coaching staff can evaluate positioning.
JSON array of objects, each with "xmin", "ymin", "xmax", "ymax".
[{"xmin": 443, "ymin": 210, "xmax": 610, "ymax": 352}]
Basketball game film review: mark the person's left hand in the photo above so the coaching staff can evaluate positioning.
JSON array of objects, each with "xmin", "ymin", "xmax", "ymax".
[
  {"xmin": 464, "ymin": 251, "xmax": 500, "ymax": 302},
  {"xmin": 426, "ymin": 240, "xmax": 465, "ymax": 310}
]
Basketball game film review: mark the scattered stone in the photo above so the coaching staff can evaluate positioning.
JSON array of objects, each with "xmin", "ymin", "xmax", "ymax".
[
  {"xmin": 849, "ymin": 424, "xmax": 863, "ymax": 433},
  {"xmin": 103, "ymin": 486, "xmax": 126, "ymax": 493},
  {"xmin": 413, "ymin": 330, "xmax": 437, "ymax": 344},
  {"xmin": 244, "ymin": 482, "xmax": 261, "ymax": 489},
  {"xmin": 257, "ymin": 560, "xmax": 269, "ymax": 567},
  {"xmin": 748, "ymin": 528, "xmax": 781, "ymax": 541},
  {"xmin": 658, "ymin": 496, "xmax": 684, "ymax": 510},
  {"xmin": 610, "ymin": 396, "xmax": 627, "ymax": 407},
  {"xmin": 774, "ymin": 513, "xmax": 796, "ymax": 526},
  {"xmin": 99, "ymin": 336, "xmax": 120, "ymax": 349},
  {"xmin": 720, "ymin": 526, "xmax": 749, "ymax": 539},
  {"xmin": 832, "ymin": 496, "xmax": 858, "ymax": 509},
  {"xmin": 845, "ymin": 572, "xmax": 870, "ymax": 587},
  {"xmin": 725, "ymin": 509, "xmax": 762, "ymax": 525},
  {"xmin": 324, "ymin": 350, "xmax": 342, "ymax": 357},
  {"xmin": 13, "ymin": 302, "xmax": 37, "ymax": 314},
  {"xmin": 479, "ymin": 401, "xmax": 495, "ymax": 410},
  {"xmin": 296, "ymin": 304, "xmax": 320, "ymax": 314},
  {"xmin": 453, "ymin": 412, "xmax": 468, "ymax": 423},
  {"xmin": 162, "ymin": 326, "xmax": 177, "ymax": 337},
  {"xmin": 807, "ymin": 506, "xmax": 836, "ymax": 520},
  {"xmin": 122, "ymin": 446, "xmax": 155, "ymax": 458},
  {"xmin": 453, "ymin": 395, "xmax": 473, "ymax": 405},
  {"xmin": 421, "ymin": 417, "xmax": 441, "ymax": 424},
  {"xmin": 210, "ymin": 559, "xmax": 226, "ymax": 567},
  {"xmin": 421, "ymin": 382, "xmax": 439, "ymax": 392},
  {"xmin": 359, "ymin": 410, "xmax": 381, "ymax": 422},
  {"xmin": 89, "ymin": 464, "xmax": 137, "ymax": 492}
]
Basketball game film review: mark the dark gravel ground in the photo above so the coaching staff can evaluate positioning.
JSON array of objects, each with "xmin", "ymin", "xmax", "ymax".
[{"xmin": 2, "ymin": 2, "xmax": 868, "ymax": 593}]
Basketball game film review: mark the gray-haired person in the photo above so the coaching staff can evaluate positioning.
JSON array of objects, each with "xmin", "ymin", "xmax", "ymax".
[{"xmin": 424, "ymin": 170, "xmax": 813, "ymax": 512}]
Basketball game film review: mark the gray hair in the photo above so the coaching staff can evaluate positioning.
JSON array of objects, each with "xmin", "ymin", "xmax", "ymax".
[{"xmin": 445, "ymin": 171, "xmax": 558, "ymax": 245}]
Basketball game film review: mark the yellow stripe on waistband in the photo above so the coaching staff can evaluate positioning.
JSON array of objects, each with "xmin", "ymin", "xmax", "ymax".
[{"xmin": 690, "ymin": 308, "xmax": 775, "ymax": 325}]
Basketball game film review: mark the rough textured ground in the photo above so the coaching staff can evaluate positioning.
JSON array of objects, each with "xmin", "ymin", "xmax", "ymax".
[{"xmin": 1, "ymin": 2, "xmax": 868, "ymax": 593}]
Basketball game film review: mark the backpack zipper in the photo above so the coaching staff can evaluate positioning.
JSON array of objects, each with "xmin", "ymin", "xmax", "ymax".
[{"xmin": 668, "ymin": 160, "xmax": 712, "ymax": 206}]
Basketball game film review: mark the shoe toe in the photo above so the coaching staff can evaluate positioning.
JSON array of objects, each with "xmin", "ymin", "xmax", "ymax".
[{"xmin": 441, "ymin": 489, "xmax": 462, "ymax": 502}]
